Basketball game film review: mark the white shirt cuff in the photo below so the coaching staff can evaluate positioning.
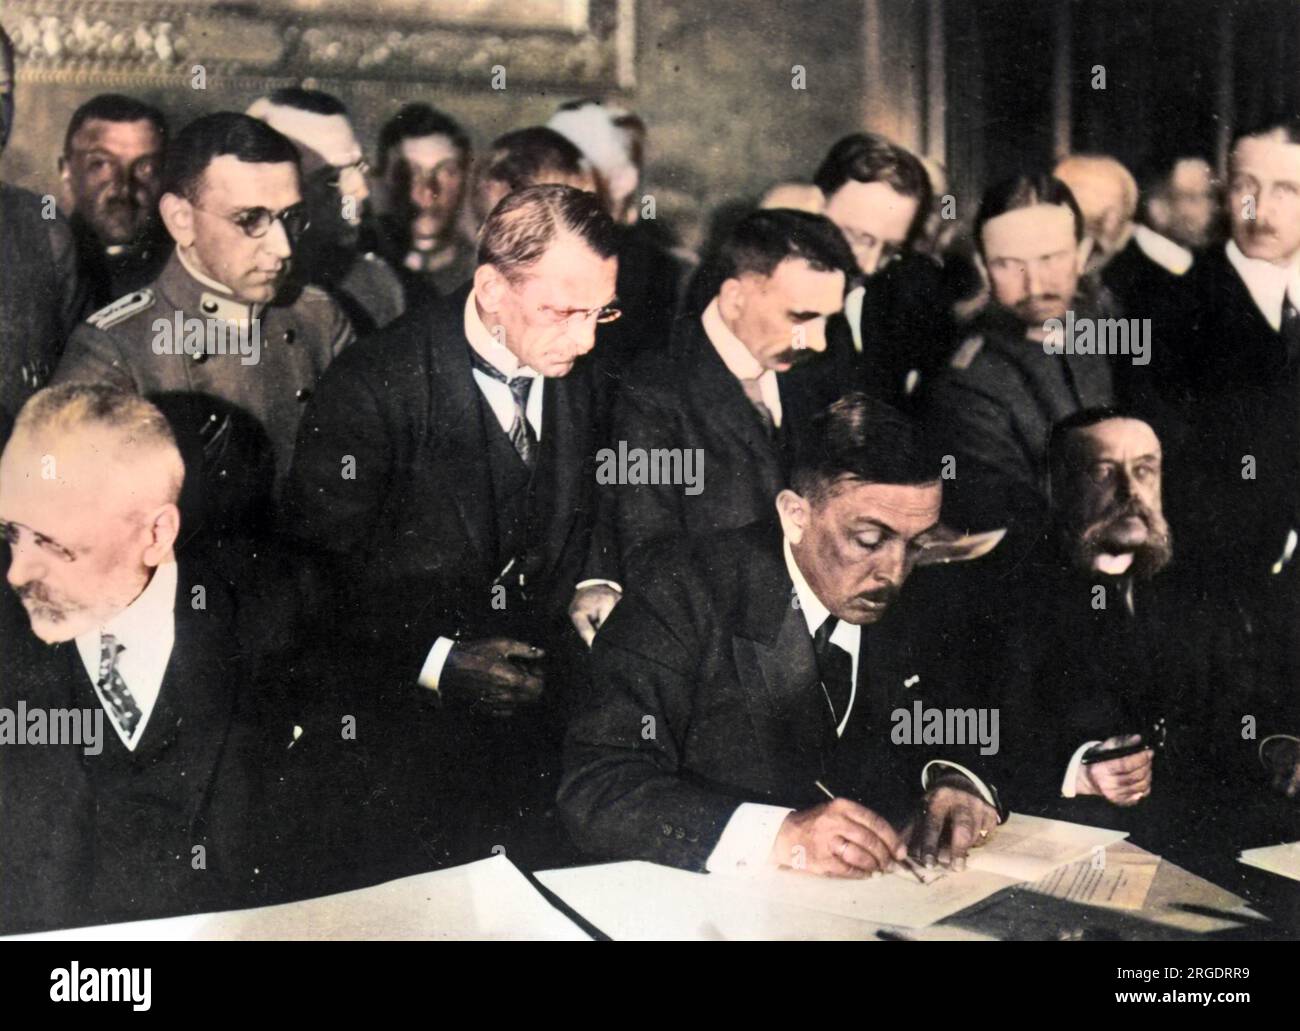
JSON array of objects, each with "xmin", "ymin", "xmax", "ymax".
[
  {"xmin": 705, "ymin": 803, "xmax": 793, "ymax": 875},
  {"xmin": 921, "ymin": 759, "xmax": 998, "ymax": 811},
  {"xmin": 1061, "ymin": 741, "xmax": 1103, "ymax": 798},
  {"xmin": 575, "ymin": 579, "xmax": 623, "ymax": 593},
  {"xmin": 417, "ymin": 636, "xmax": 457, "ymax": 692}
]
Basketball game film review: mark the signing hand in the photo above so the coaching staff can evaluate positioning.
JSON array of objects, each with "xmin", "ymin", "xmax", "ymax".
[
  {"xmin": 1075, "ymin": 734, "xmax": 1154, "ymax": 806},
  {"xmin": 440, "ymin": 637, "xmax": 545, "ymax": 717},
  {"xmin": 569, "ymin": 583, "xmax": 622, "ymax": 647},
  {"xmin": 905, "ymin": 775, "xmax": 999, "ymax": 871},
  {"xmin": 771, "ymin": 798, "xmax": 906, "ymax": 877}
]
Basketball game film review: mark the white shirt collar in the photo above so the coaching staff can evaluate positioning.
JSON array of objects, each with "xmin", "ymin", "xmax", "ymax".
[
  {"xmin": 1225, "ymin": 239, "xmax": 1300, "ymax": 331},
  {"xmin": 701, "ymin": 298, "xmax": 783, "ymax": 427},
  {"xmin": 74, "ymin": 560, "xmax": 178, "ymax": 750},
  {"xmin": 463, "ymin": 290, "xmax": 539, "ymax": 378},
  {"xmin": 843, "ymin": 285, "xmax": 867, "ymax": 353},
  {"xmin": 783, "ymin": 536, "xmax": 861, "ymax": 736},
  {"xmin": 1133, "ymin": 224, "xmax": 1193, "ymax": 276}
]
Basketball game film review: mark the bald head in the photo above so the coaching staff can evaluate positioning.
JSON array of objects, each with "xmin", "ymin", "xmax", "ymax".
[
  {"xmin": 1054, "ymin": 154, "xmax": 1139, "ymax": 259},
  {"xmin": 1, "ymin": 385, "xmax": 183, "ymax": 642}
]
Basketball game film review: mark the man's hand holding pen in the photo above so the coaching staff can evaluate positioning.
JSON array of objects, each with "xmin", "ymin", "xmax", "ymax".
[
  {"xmin": 771, "ymin": 797, "xmax": 907, "ymax": 878},
  {"xmin": 1076, "ymin": 733, "xmax": 1154, "ymax": 805}
]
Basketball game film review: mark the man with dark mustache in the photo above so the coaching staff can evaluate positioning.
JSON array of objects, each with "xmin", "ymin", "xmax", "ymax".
[
  {"xmin": 1163, "ymin": 114, "xmax": 1300, "ymax": 712},
  {"xmin": 922, "ymin": 174, "xmax": 1115, "ymax": 557},
  {"xmin": 983, "ymin": 409, "xmax": 1274, "ymax": 839},
  {"xmin": 606, "ymin": 208, "xmax": 856, "ymax": 579},
  {"xmin": 564, "ymin": 394, "xmax": 1004, "ymax": 875},
  {"xmin": 59, "ymin": 94, "xmax": 171, "ymax": 309}
]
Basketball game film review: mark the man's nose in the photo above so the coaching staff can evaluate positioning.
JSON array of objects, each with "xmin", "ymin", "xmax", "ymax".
[
  {"xmin": 1025, "ymin": 261, "xmax": 1047, "ymax": 296},
  {"xmin": 411, "ymin": 180, "xmax": 437, "ymax": 208},
  {"xmin": 6, "ymin": 544, "xmax": 46, "ymax": 590},
  {"xmin": 874, "ymin": 540, "xmax": 908, "ymax": 587},
  {"xmin": 1113, "ymin": 468, "xmax": 1134, "ymax": 502},
  {"xmin": 858, "ymin": 242, "xmax": 884, "ymax": 276},
  {"xmin": 800, "ymin": 320, "xmax": 829, "ymax": 354},
  {"xmin": 567, "ymin": 316, "xmax": 600, "ymax": 353},
  {"xmin": 263, "ymin": 218, "xmax": 294, "ymax": 260}
]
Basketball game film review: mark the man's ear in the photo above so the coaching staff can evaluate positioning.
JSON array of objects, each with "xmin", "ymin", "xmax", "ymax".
[
  {"xmin": 141, "ymin": 503, "xmax": 181, "ymax": 568},
  {"xmin": 473, "ymin": 262, "xmax": 506, "ymax": 314},
  {"xmin": 775, "ymin": 488, "xmax": 810, "ymax": 545},
  {"xmin": 158, "ymin": 192, "xmax": 194, "ymax": 249},
  {"xmin": 717, "ymin": 276, "xmax": 744, "ymax": 323}
]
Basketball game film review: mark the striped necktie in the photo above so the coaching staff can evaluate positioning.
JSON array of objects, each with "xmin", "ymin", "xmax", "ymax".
[
  {"xmin": 468, "ymin": 346, "xmax": 538, "ymax": 469},
  {"xmin": 96, "ymin": 632, "xmax": 142, "ymax": 739}
]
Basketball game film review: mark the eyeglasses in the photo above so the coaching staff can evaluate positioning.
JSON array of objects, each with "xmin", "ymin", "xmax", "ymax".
[
  {"xmin": 0, "ymin": 519, "xmax": 77, "ymax": 563},
  {"xmin": 192, "ymin": 201, "xmax": 311, "ymax": 241},
  {"xmin": 537, "ymin": 303, "xmax": 623, "ymax": 327},
  {"xmin": 317, "ymin": 159, "xmax": 370, "ymax": 192}
]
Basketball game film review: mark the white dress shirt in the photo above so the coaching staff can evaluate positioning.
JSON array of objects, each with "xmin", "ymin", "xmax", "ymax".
[
  {"xmin": 701, "ymin": 298, "xmax": 783, "ymax": 428},
  {"xmin": 74, "ymin": 560, "xmax": 178, "ymax": 752},
  {"xmin": 706, "ymin": 537, "xmax": 996, "ymax": 875},
  {"xmin": 1225, "ymin": 239, "xmax": 1300, "ymax": 331}
]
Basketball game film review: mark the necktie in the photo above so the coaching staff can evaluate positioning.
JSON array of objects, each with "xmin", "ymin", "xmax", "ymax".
[
  {"xmin": 97, "ymin": 632, "xmax": 142, "ymax": 739},
  {"xmin": 1281, "ymin": 293, "xmax": 1300, "ymax": 367},
  {"xmin": 468, "ymin": 346, "xmax": 538, "ymax": 469},
  {"xmin": 740, "ymin": 375, "xmax": 775, "ymax": 437},
  {"xmin": 813, "ymin": 615, "xmax": 853, "ymax": 727}
]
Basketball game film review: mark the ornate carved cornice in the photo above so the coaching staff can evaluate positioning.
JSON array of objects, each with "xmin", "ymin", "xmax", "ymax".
[{"xmin": 1, "ymin": 0, "xmax": 634, "ymax": 88}]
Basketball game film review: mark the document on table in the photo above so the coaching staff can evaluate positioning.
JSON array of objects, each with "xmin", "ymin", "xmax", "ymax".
[
  {"xmin": 1027, "ymin": 849, "xmax": 1159, "ymax": 909},
  {"xmin": 1238, "ymin": 841, "xmax": 1300, "ymax": 882},
  {"xmin": 535, "ymin": 861, "xmax": 997, "ymax": 940},
  {"xmin": 965, "ymin": 813, "xmax": 1129, "ymax": 882},
  {"xmin": 542, "ymin": 812, "xmax": 1128, "ymax": 932},
  {"xmin": 12, "ymin": 855, "xmax": 590, "ymax": 941}
]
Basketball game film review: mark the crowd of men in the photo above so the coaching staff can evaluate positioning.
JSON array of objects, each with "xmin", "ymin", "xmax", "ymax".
[{"xmin": 0, "ymin": 25, "xmax": 1296, "ymax": 933}]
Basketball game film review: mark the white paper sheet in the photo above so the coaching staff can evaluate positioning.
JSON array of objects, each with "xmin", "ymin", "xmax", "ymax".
[
  {"xmin": 1027, "ymin": 850, "xmax": 1159, "ymax": 909},
  {"xmin": 535, "ymin": 861, "xmax": 997, "ymax": 940},
  {"xmin": 966, "ymin": 813, "xmax": 1129, "ymax": 881},
  {"xmin": 1238, "ymin": 841, "xmax": 1300, "ymax": 883},
  {"xmin": 12, "ymin": 855, "xmax": 590, "ymax": 941}
]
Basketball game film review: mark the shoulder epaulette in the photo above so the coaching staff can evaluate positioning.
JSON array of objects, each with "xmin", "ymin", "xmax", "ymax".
[
  {"xmin": 86, "ymin": 289, "xmax": 154, "ymax": 330},
  {"xmin": 950, "ymin": 334, "xmax": 985, "ymax": 370}
]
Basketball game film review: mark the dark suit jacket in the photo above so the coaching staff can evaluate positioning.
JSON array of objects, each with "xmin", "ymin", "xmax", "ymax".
[
  {"xmin": 921, "ymin": 306, "xmax": 1115, "ymax": 547},
  {"xmin": 0, "ymin": 560, "xmax": 269, "ymax": 934},
  {"xmin": 282, "ymin": 283, "xmax": 618, "ymax": 683},
  {"xmin": 560, "ymin": 522, "xmax": 994, "ymax": 871},
  {"xmin": 826, "ymin": 253, "xmax": 960, "ymax": 413},
  {"xmin": 608, "ymin": 315, "xmax": 840, "ymax": 577}
]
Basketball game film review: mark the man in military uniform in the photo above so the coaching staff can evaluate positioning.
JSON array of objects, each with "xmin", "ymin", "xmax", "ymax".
[
  {"xmin": 54, "ymin": 112, "xmax": 353, "ymax": 538},
  {"xmin": 0, "ymin": 27, "xmax": 88, "ymax": 440},
  {"xmin": 922, "ymin": 173, "xmax": 1115, "ymax": 555},
  {"xmin": 248, "ymin": 89, "xmax": 406, "ymax": 335}
]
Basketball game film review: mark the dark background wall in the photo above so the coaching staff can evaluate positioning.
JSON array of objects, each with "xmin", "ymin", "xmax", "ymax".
[{"xmin": 3, "ymin": 0, "xmax": 1297, "ymax": 249}]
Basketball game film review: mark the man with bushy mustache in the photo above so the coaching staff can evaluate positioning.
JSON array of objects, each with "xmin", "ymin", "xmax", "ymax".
[
  {"xmin": 606, "ymin": 208, "xmax": 855, "ymax": 579},
  {"xmin": 988, "ymin": 408, "xmax": 1278, "ymax": 827}
]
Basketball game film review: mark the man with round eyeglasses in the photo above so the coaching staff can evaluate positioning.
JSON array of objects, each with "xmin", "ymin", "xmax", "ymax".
[
  {"xmin": 282, "ymin": 184, "xmax": 625, "ymax": 868},
  {"xmin": 53, "ymin": 112, "xmax": 355, "ymax": 539}
]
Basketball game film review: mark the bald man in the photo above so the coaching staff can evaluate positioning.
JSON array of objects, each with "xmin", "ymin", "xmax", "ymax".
[
  {"xmin": 0, "ymin": 384, "xmax": 280, "ymax": 932},
  {"xmin": 249, "ymin": 88, "xmax": 406, "ymax": 334},
  {"xmin": 1054, "ymin": 153, "xmax": 1189, "ymax": 325}
]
